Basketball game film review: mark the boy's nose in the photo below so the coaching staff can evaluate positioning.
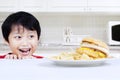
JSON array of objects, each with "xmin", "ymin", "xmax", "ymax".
[{"xmin": 21, "ymin": 38, "xmax": 29, "ymax": 46}]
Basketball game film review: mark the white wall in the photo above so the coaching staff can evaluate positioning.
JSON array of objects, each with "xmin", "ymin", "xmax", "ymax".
[
  {"xmin": 35, "ymin": 14, "xmax": 120, "ymax": 44},
  {"xmin": 1, "ymin": 13, "xmax": 120, "ymax": 45},
  {"xmin": 0, "ymin": 21, "xmax": 4, "ymax": 43}
]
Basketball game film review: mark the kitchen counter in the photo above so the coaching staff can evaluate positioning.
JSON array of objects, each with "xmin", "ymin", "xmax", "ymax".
[
  {"xmin": 1, "ymin": 43, "xmax": 120, "ymax": 54},
  {"xmin": 0, "ymin": 55, "xmax": 120, "ymax": 80}
]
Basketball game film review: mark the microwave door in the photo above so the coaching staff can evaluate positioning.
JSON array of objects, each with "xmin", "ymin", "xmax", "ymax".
[{"xmin": 112, "ymin": 24, "xmax": 120, "ymax": 41}]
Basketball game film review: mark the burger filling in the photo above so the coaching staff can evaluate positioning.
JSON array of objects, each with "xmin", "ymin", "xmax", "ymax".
[{"xmin": 76, "ymin": 47, "xmax": 107, "ymax": 59}]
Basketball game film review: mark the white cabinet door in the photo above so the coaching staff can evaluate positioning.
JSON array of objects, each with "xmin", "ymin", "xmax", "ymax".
[
  {"xmin": 17, "ymin": 0, "xmax": 47, "ymax": 12},
  {"xmin": 88, "ymin": 0, "xmax": 120, "ymax": 12},
  {"xmin": 0, "ymin": 0, "xmax": 18, "ymax": 12},
  {"xmin": 1, "ymin": 0, "xmax": 120, "ymax": 12},
  {"xmin": 47, "ymin": 0, "xmax": 87, "ymax": 12}
]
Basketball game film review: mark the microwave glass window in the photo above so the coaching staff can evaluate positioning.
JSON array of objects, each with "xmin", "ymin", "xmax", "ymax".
[{"xmin": 112, "ymin": 24, "xmax": 120, "ymax": 41}]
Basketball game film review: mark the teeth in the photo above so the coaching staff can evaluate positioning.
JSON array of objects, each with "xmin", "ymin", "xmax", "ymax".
[
  {"xmin": 19, "ymin": 49, "xmax": 30, "ymax": 52},
  {"xmin": 19, "ymin": 48, "xmax": 31, "ymax": 56}
]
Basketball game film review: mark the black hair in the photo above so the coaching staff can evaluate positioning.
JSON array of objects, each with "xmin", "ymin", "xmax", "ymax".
[{"xmin": 1, "ymin": 11, "xmax": 41, "ymax": 42}]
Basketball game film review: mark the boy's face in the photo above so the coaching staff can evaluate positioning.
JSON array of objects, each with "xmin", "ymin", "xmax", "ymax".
[{"xmin": 7, "ymin": 25, "xmax": 39, "ymax": 57}]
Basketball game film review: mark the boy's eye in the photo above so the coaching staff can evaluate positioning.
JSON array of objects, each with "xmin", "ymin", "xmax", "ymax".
[
  {"xmin": 29, "ymin": 35, "xmax": 34, "ymax": 38},
  {"xmin": 14, "ymin": 36, "xmax": 22, "ymax": 39}
]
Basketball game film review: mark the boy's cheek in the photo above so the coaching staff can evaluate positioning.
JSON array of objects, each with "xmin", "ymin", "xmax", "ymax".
[{"xmin": 31, "ymin": 40, "xmax": 39, "ymax": 45}]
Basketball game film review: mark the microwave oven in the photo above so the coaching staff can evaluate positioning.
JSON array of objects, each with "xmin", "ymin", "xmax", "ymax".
[{"xmin": 108, "ymin": 21, "xmax": 120, "ymax": 45}]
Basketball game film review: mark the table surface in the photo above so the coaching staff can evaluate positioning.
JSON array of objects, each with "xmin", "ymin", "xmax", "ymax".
[{"xmin": 0, "ymin": 56, "xmax": 120, "ymax": 80}]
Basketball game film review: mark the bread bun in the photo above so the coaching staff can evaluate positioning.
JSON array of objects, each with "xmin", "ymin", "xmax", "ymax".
[
  {"xmin": 82, "ymin": 37, "xmax": 108, "ymax": 49},
  {"xmin": 81, "ymin": 43, "xmax": 109, "ymax": 55},
  {"xmin": 76, "ymin": 37, "xmax": 109, "ymax": 58}
]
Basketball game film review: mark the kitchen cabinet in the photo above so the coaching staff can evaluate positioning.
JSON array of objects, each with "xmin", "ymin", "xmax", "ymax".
[
  {"xmin": 87, "ymin": 0, "xmax": 120, "ymax": 12},
  {"xmin": 0, "ymin": 0, "xmax": 47, "ymax": 12},
  {"xmin": 47, "ymin": 0, "xmax": 120, "ymax": 12},
  {"xmin": 18, "ymin": 0, "xmax": 47, "ymax": 12},
  {"xmin": 0, "ymin": 0, "xmax": 120, "ymax": 12},
  {"xmin": 0, "ymin": 0, "xmax": 18, "ymax": 12},
  {"xmin": 47, "ymin": 0, "xmax": 87, "ymax": 12}
]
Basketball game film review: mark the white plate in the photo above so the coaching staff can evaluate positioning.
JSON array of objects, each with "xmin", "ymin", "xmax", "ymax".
[{"xmin": 47, "ymin": 58, "xmax": 113, "ymax": 66}]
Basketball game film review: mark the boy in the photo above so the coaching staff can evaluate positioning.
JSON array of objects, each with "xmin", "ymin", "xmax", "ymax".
[{"xmin": 0, "ymin": 11, "xmax": 43, "ymax": 59}]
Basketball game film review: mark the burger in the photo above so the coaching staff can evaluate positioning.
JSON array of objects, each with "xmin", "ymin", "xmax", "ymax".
[{"xmin": 76, "ymin": 37, "xmax": 109, "ymax": 59}]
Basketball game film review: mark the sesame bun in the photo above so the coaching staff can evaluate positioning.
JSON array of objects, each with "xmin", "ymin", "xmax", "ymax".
[
  {"xmin": 81, "ymin": 37, "xmax": 109, "ymax": 56},
  {"xmin": 82, "ymin": 37, "xmax": 108, "ymax": 49}
]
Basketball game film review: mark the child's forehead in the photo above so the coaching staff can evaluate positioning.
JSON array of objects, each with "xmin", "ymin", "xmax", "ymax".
[{"xmin": 11, "ymin": 25, "xmax": 33, "ymax": 33}]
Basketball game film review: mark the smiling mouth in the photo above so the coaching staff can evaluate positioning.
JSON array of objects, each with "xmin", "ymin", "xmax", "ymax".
[{"xmin": 19, "ymin": 48, "xmax": 31, "ymax": 56}]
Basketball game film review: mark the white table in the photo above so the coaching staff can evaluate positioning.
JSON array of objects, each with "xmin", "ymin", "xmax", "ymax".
[{"xmin": 0, "ymin": 57, "xmax": 120, "ymax": 80}]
